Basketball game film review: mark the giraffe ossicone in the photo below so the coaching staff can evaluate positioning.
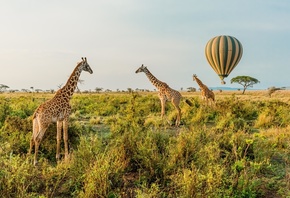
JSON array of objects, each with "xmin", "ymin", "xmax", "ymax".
[{"xmin": 28, "ymin": 57, "xmax": 93, "ymax": 166}]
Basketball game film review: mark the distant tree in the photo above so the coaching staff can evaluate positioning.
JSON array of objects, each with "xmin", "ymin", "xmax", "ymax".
[
  {"xmin": 9, "ymin": 89, "xmax": 18, "ymax": 93},
  {"xmin": 187, "ymin": 87, "xmax": 196, "ymax": 92},
  {"xmin": 95, "ymin": 87, "xmax": 103, "ymax": 93},
  {"xmin": 21, "ymin": 89, "xmax": 30, "ymax": 93},
  {"xmin": 0, "ymin": 84, "xmax": 9, "ymax": 93},
  {"xmin": 76, "ymin": 79, "xmax": 84, "ymax": 93},
  {"xmin": 57, "ymin": 84, "xmax": 63, "ymax": 89},
  {"xmin": 76, "ymin": 87, "xmax": 81, "ymax": 93},
  {"xmin": 35, "ymin": 89, "xmax": 42, "ymax": 93},
  {"xmin": 230, "ymin": 76, "xmax": 260, "ymax": 94},
  {"xmin": 78, "ymin": 79, "xmax": 84, "ymax": 84},
  {"xmin": 127, "ymin": 88, "xmax": 133, "ymax": 93}
]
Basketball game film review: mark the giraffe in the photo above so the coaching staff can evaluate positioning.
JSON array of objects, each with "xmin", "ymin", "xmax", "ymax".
[
  {"xmin": 192, "ymin": 74, "xmax": 215, "ymax": 105},
  {"xmin": 28, "ymin": 57, "xmax": 93, "ymax": 165},
  {"xmin": 135, "ymin": 64, "xmax": 191, "ymax": 126}
]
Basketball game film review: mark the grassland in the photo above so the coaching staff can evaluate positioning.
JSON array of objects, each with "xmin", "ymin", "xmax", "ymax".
[{"xmin": 0, "ymin": 90, "xmax": 289, "ymax": 197}]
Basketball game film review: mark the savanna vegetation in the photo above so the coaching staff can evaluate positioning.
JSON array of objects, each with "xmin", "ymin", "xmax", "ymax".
[{"xmin": 0, "ymin": 90, "xmax": 289, "ymax": 197}]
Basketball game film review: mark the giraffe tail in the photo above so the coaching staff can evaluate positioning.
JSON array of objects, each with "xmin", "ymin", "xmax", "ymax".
[{"xmin": 185, "ymin": 99, "xmax": 193, "ymax": 106}]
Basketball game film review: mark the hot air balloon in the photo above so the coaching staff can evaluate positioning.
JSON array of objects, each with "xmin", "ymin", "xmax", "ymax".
[{"xmin": 205, "ymin": 35, "xmax": 243, "ymax": 84}]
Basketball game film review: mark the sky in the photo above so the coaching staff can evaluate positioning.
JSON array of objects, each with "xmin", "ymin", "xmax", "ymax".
[{"xmin": 1, "ymin": 0, "xmax": 290, "ymax": 91}]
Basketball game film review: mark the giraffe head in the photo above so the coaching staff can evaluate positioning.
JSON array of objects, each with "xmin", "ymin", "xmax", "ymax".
[
  {"xmin": 135, "ymin": 64, "xmax": 147, "ymax": 73},
  {"xmin": 80, "ymin": 57, "xmax": 93, "ymax": 74},
  {"xmin": 192, "ymin": 74, "xmax": 197, "ymax": 81}
]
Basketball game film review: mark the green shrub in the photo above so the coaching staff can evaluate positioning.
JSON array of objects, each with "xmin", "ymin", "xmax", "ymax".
[{"xmin": 0, "ymin": 93, "xmax": 289, "ymax": 197}]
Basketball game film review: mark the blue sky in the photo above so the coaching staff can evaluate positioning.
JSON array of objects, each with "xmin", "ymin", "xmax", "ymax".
[{"xmin": 1, "ymin": 0, "xmax": 290, "ymax": 91}]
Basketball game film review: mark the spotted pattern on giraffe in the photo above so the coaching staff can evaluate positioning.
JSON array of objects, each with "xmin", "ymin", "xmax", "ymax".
[
  {"xmin": 136, "ymin": 64, "xmax": 184, "ymax": 126},
  {"xmin": 28, "ymin": 57, "xmax": 93, "ymax": 166},
  {"xmin": 193, "ymin": 74, "xmax": 215, "ymax": 105}
]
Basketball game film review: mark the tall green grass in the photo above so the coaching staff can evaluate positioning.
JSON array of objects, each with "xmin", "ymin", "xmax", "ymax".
[{"xmin": 0, "ymin": 92, "xmax": 289, "ymax": 197}]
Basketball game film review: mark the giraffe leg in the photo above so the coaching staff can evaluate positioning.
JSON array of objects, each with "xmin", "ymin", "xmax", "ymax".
[
  {"xmin": 63, "ymin": 119, "xmax": 69, "ymax": 162},
  {"xmin": 172, "ymin": 99, "xmax": 181, "ymax": 127},
  {"xmin": 159, "ymin": 96, "xmax": 172, "ymax": 125},
  {"xmin": 28, "ymin": 137, "xmax": 34, "ymax": 155},
  {"xmin": 160, "ymin": 100, "xmax": 165, "ymax": 118},
  {"xmin": 175, "ymin": 106, "xmax": 181, "ymax": 127},
  {"xmin": 159, "ymin": 94, "xmax": 166, "ymax": 118},
  {"xmin": 33, "ymin": 141, "xmax": 40, "ymax": 166},
  {"xmin": 56, "ymin": 120, "xmax": 63, "ymax": 162},
  {"xmin": 33, "ymin": 127, "xmax": 48, "ymax": 166},
  {"xmin": 29, "ymin": 118, "xmax": 39, "ymax": 155}
]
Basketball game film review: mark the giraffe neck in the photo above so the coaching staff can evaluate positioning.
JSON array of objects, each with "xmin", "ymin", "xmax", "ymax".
[
  {"xmin": 143, "ymin": 68, "xmax": 167, "ymax": 90},
  {"xmin": 58, "ymin": 62, "xmax": 83, "ymax": 100},
  {"xmin": 194, "ymin": 77, "xmax": 207, "ymax": 90}
]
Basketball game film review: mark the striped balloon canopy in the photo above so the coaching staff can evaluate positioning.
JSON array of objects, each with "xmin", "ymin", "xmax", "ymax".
[{"xmin": 205, "ymin": 35, "xmax": 243, "ymax": 84}]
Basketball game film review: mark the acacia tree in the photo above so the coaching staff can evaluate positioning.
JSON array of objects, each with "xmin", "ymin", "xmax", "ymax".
[
  {"xmin": 95, "ymin": 87, "xmax": 103, "ymax": 93},
  {"xmin": 187, "ymin": 87, "xmax": 196, "ymax": 92},
  {"xmin": 0, "ymin": 84, "xmax": 9, "ymax": 93},
  {"xmin": 230, "ymin": 76, "xmax": 260, "ymax": 94}
]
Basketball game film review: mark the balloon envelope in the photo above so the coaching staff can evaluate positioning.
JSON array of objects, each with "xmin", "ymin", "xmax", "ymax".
[{"xmin": 205, "ymin": 35, "xmax": 243, "ymax": 84}]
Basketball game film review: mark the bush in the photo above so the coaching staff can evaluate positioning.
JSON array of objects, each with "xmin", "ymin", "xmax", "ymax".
[{"xmin": 0, "ymin": 93, "xmax": 289, "ymax": 197}]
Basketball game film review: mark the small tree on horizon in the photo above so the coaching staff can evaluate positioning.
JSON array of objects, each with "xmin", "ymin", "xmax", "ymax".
[
  {"xmin": 187, "ymin": 87, "xmax": 196, "ymax": 92},
  {"xmin": 0, "ymin": 84, "xmax": 9, "ymax": 93},
  {"xmin": 127, "ymin": 88, "xmax": 133, "ymax": 93},
  {"xmin": 95, "ymin": 87, "xmax": 103, "ymax": 93},
  {"xmin": 231, "ymin": 76, "xmax": 260, "ymax": 94}
]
